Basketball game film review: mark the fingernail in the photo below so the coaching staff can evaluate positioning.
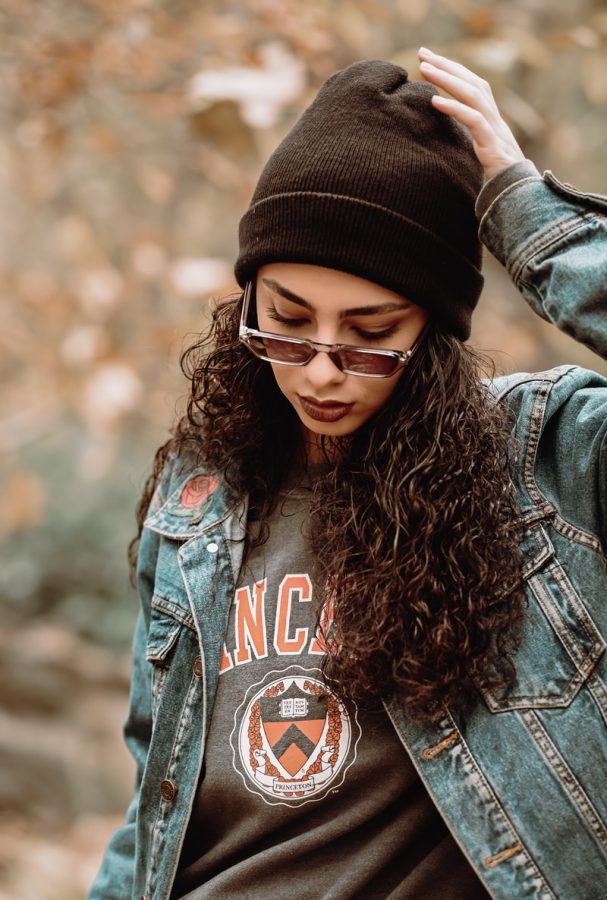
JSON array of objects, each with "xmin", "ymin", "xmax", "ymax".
[{"xmin": 419, "ymin": 46, "xmax": 432, "ymax": 55}]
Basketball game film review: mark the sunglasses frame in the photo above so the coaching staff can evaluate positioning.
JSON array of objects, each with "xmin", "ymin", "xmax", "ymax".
[{"xmin": 238, "ymin": 280, "xmax": 427, "ymax": 378}]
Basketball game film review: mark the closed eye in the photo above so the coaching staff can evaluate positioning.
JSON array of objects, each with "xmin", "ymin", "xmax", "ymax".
[
  {"xmin": 266, "ymin": 308, "xmax": 399, "ymax": 343},
  {"xmin": 353, "ymin": 325, "xmax": 398, "ymax": 342},
  {"xmin": 266, "ymin": 309, "xmax": 308, "ymax": 328}
]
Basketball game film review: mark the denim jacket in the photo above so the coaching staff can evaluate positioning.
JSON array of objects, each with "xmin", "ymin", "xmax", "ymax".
[{"xmin": 89, "ymin": 164, "xmax": 607, "ymax": 900}]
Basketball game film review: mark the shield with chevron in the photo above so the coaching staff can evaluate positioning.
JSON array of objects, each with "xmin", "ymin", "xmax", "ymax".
[
  {"xmin": 231, "ymin": 667, "xmax": 360, "ymax": 805},
  {"xmin": 260, "ymin": 680, "xmax": 328, "ymax": 776}
]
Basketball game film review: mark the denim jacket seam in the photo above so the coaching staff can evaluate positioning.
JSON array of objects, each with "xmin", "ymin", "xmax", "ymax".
[
  {"xmin": 513, "ymin": 371, "xmax": 605, "ymax": 561},
  {"xmin": 549, "ymin": 369, "xmax": 607, "ymax": 558},
  {"xmin": 517, "ymin": 709, "xmax": 607, "ymax": 855},
  {"xmin": 509, "ymin": 213, "xmax": 597, "ymax": 285},
  {"xmin": 151, "ymin": 593, "xmax": 196, "ymax": 632},
  {"xmin": 478, "ymin": 175, "xmax": 542, "ymax": 240},
  {"xmin": 145, "ymin": 496, "xmax": 242, "ymax": 541},
  {"xmin": 543, "ymin": 170, "xmax": 607, "ymax": 210},
  {"xmin": 548, "ymin": 515, "xmax": 605, "ymax": 560},
  {"xmin": 475, "ymin": 160, "xmax": 542, "ymax": 220},
  {"xmin": 163, "ymin": 672, "xmax": 204, "ymax": 898},
  {"xmin": 437, "ymin": 708, "xmax": 556, "ymax": 896},
  {"xmin": 384, "ymin": 701, "xmax": 557, "ymax": 898},
  {"xmin": 522, "ymin": 379, "xmax": 556, "ymax": 511},
  {"xmin": 146, "ymin": 667, "xmax": 202, "ymax": 899},
  {"xmin": 587, "ymin": 670, "xmax": 607, "ymax": 728},
  {"xmin": 535, "ymin": 562, "xmax": 603, "ymax": 666},
  {"xmin": 492, "ymin": 369, "xmax": 566, "ymax": 403},
  {"xmin": 166, "ymin": 540, "xmax": 225, "ymax": 897}
]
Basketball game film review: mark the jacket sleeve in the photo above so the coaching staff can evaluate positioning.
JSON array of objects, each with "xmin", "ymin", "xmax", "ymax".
[
  {"xmin": 476, "ymin": 160, "xmax": 607, "ymax": 359},
  {"xmin": 87, "ymin": 473, "xmax": 168, "ymax": 900}
]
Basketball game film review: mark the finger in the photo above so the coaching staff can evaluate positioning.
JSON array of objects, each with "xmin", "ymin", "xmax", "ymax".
[
  {"xmin": 418, "ymin": 48, "xmax": 489, "ymax": 93},
  {"xmin": 430, "ymin": 95, "xmax": 525, "ymax": 176},
  {"xmin": 430, "ymin": 95, "xmax": 494, "ymax": 144},
  {"xmin": 419, "ymin": 61, "xmax": 488, "ymax": 103},
  {"xmin": 419, "ymin": 62, "xmax": 498, "ymax": 121}
]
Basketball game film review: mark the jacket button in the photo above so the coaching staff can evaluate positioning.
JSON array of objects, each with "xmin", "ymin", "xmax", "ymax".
[
  {"xmin": 206, "ymin": 541, "xmax": 219, "ymax": 553},
  {"xmin": 193, "ymin": 656, "xmax": 203, "ymax": 678},
  {"xmin": 160, "ymin": 779, "xmax": 177, "ymax": 802}
]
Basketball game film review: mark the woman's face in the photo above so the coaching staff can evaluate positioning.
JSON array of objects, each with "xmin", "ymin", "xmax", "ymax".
[{"xmin": 255, "ymin": 263, "xmax": 429, "ymax": 450}]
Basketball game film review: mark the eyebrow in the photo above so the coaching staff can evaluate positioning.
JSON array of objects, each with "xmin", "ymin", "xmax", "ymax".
[{"xmin": 261, "ymin": 277, "xmax": 409, "ymax": 317}]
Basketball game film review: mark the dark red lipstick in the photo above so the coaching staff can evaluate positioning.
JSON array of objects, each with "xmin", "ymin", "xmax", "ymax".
[{"xmin": 298, "ymin": 395, "xmax": 354, "ymax": 422}]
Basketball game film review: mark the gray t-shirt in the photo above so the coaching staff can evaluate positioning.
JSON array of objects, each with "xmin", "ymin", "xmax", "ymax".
[{"xmin": 172, "ymin": 472, "xmax": 489, "ymax": 899}]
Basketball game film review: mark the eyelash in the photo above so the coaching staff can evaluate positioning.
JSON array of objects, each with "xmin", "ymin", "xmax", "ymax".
[{"xmin": 265, "ymin": 309, "xmax": 398, "ymax": 342}]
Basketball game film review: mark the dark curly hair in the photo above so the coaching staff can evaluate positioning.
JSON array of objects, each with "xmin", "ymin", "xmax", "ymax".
[{"xmin": 132, "ymin": 290, "xmax": 525, "ymax": 722}]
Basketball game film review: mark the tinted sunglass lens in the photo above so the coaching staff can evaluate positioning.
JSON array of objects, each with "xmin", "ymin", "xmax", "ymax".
[
  {"xmin": 249, "ymin": 335, "xmax": 312, "ymax": 364},
  {"xmin": 339, "ymin": 349, "xmax": 398, "ymax": 376},
  {"xmin": 265, "ymin": 337, "xmax": 311, "ymax": 363}
]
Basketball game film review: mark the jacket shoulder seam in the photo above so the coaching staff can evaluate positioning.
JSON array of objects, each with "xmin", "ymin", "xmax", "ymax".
[{"xmin": 492, "ymin": 365, "xmax": 577, "ymax": 402}]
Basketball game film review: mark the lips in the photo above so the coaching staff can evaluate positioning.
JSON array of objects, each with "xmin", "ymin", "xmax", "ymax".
[{"xmin": 298, "ymin": 395, "xmax": 354, "ymax": 422}]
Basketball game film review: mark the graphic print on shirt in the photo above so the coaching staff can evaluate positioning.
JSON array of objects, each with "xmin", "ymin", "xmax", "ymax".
[
  {"xmin": 218, "ymin": 574, "xmax": 335, "ymax": 673},
  {"xmin": 230, "ymin": 665, "xmax": 361, "ymax": 807}
]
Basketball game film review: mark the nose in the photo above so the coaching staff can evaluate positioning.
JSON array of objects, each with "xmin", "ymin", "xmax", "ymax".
[{"xmin": 303, "ymin": 349, "xmax": 347, "ymax": 390}]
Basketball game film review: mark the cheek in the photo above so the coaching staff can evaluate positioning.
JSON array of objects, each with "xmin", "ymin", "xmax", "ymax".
[
  {"xmin": 269, "ymin": 362, "xmax": 296, "ymax": 396},
  {"xmin": 361, "ymin": 374, "xmax": 401, "ymax": 412}
]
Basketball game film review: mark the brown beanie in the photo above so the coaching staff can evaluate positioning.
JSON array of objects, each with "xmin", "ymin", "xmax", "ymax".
[{"xmin": 234, "ymin": 59, "xmax": 483, "ymax": 340}]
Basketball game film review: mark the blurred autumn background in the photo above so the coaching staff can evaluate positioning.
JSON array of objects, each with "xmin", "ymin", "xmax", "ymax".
[{"xmin": 1, "ymin": 0, "xmax": 606, "ymax": 896}]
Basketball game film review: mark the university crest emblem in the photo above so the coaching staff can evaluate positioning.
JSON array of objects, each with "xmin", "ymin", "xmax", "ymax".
[{"xmin": 231, "ymin": 666, "xmax": 360, "ymax": 806}]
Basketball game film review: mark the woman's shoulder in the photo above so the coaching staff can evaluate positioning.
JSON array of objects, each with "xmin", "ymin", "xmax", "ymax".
[
  {"xmin": 488, "ymin": 364, "xmax": 607, "ymax": 405},
  {"xmin": 142, "ymin": 449, "xmax": 236, "ymax": 538},
  {"xmin": 154, "ymin": 450, "xmax": 223, "ymax": 507},
  {"xmin": 488, "ymin": 365, "xmax": 607, "ymax": 463},
  {"xmin": 489, "ymin": 366, "xmax": 607, "ymax": 540}
]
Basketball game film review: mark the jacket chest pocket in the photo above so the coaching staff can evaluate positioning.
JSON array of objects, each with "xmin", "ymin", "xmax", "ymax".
[
  {"xmin": 146, "ymin": 595, "xmax": 195, "ymax": 718},
  {"xmin": 481, "ymin": 524, "xmax": 605, "ymax": 713}
]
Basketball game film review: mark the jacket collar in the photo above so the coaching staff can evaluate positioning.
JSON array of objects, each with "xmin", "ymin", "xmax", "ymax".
[{"xmin": 145, "ymin": 469, "xmax": 243, "ymax": 539}]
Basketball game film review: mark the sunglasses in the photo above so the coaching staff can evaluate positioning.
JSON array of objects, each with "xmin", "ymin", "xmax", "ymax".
[{"xmin": 238, "ymin": 280, "xmax": 427, "ymax": 378}]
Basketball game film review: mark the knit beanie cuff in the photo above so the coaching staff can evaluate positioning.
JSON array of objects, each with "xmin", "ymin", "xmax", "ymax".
[{"xmin": 236, "ymin": 191, "xmax": 483, "ymax": 340}]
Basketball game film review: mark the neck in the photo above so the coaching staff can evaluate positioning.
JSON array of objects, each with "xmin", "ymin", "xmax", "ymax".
[{"xmin": 300, "ymin": 426, "xmax": 343, "ymax": 465}]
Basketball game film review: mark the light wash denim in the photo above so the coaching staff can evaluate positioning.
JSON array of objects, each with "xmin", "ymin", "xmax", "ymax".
[{"xmin": 89, "ymin": 164, "xmax": 607, "ymax": 900}]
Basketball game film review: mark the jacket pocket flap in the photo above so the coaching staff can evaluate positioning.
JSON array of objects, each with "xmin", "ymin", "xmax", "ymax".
[
  {"xmin": 146, "ymin": 597, "xmax": 187, "ymax": 663},
  {"xmin": 482, "ymin": 524, "xmax": 605, "ymax": 712}
]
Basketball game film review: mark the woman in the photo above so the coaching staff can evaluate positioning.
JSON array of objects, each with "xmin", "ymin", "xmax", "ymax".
[{"xmin": 90, "ymin": 49, "xmax": 607, "ymax": 899}]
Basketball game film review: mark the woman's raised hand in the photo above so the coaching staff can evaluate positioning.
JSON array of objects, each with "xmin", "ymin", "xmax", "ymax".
[{"xmin": 418, "ymin": 47, "xmax": 526, "ymax": 180}]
